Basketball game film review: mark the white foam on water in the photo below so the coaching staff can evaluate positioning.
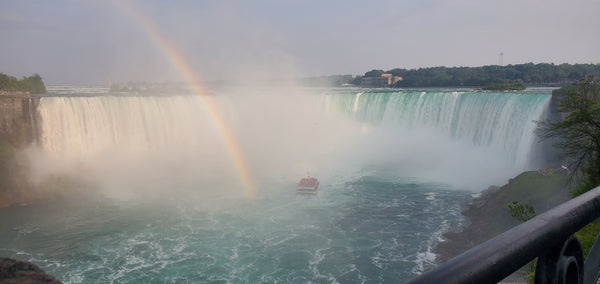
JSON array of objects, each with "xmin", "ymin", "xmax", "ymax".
[{"xmin": 6, "ymin": 86, "xmax": 555, "ymax": 282}]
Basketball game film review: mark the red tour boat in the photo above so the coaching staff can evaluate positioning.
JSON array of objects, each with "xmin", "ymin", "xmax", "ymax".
[{"xmin": 296, "ymin": 176, "xmax": 319, "ymax": 194}]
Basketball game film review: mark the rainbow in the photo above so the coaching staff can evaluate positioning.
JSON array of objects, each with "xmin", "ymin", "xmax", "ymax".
[{"xmin": 114, "ymin": 2, "xmax": 256, "ymax": 200}]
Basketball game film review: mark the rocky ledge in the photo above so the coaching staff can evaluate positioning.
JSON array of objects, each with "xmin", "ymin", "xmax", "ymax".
[
  {"xmin": 0, "ymin": 257, "xmax": 62, "ymax": 284},
  {"xmin": 434, "ymin": 171, "xmax": 571, "ymax": 263}
]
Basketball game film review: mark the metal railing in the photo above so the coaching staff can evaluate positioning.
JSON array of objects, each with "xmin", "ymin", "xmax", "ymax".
[{"xmin": 407, "ymin": 186, "xmax": 600, "ymax": 284}]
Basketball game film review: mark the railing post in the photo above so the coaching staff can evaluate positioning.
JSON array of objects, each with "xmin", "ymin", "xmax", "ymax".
[
  {"xmin": 535, "ymin": 235, "xmax": 584, "ymax": 284},
  {"xmin": 406, "ymin": 186, "xmax": 600, "ymax": 284}
]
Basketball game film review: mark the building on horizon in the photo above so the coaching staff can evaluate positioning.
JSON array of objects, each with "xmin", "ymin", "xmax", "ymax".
[{"xmin": 360, "ymin": 73, "xmax": 402, "ymax": 87}]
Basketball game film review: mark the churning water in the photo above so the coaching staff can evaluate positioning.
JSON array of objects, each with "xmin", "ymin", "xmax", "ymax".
[{"xmin": 0, "ymin": 86, "xmax": 553, "ymax": 282}]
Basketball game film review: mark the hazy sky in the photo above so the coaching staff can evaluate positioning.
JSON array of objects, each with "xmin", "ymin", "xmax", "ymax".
[{"xmin": 1, "ymin": 0, "xmax": 599, "ymax": 85}]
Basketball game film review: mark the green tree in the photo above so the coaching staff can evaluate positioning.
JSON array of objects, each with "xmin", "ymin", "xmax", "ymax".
[
  {"xmin": 20, "ymin": 73, "xmax": 46, "ymax": 93},
  {"xmin": 360, "ymin": 63, "xmax": 600, "ymax": 88},
  {"xmin": 536, "ymin": 77, "xmax": 600, "ymax": 271},
  {"xmin": 507, "ymin": 201, "xmax": 536, "ymax": 222},
  {"xmin": 0, "ymin": 72, "xmax": 47, "ymax": 93},
  {"xmin": 364, "ymin": 69, "xmax": 384, "ymax": 77},
  {"xmin": 507, "ymin": 200, "xmax": 537, "ymax": 282},
  {"xmin": 536, "ymin": 77, "xmax": 600, "ymax": 195}
]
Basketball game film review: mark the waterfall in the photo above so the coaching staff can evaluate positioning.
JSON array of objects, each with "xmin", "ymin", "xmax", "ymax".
[
  {"xmin": 33, "ymin": 88, "xmax": 553, "ymax": 191},
  {"xmin": 37, "ymin": 96, "xmax": 216, "ymax": 158},
  {"xmin": 326, "ymin": 90, "xmax": 552, "ymax": 171}
]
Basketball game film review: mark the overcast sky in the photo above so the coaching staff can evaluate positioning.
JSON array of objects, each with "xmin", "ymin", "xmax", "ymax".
[{"xmin": 1, "ymin": 0, "xmax": 599, "ymax": 85}]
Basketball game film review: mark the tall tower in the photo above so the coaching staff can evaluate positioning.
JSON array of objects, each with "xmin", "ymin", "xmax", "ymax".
[{"xmin": 499, "ymin": 52, "xmax": 504, "ymax": 66}]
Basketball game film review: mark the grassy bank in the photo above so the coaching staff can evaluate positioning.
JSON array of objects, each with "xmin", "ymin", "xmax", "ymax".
[{"xmin": 434, "ymin": 170, "xmax": 571, "ymax": 262}]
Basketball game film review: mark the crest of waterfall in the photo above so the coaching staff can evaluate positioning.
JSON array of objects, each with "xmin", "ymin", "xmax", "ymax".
[
  {"xmin": 33, "ymin": 88, "xmax": 552, "ymax": 191},
  {"xmin": 37, "ymin": 96, "xmax": 212, "ymax": 158},
  {"xmin": 325, "ymin": 90, "xmax": 551, "ymax": 171}
]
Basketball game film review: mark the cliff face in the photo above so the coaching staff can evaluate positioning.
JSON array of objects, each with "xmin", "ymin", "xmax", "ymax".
[
  {"xmin": 0, "ymin": 95, "xmax": 40, "ymax": 207},
  {"xmin": 0, "ymin": 96, "xmax": 39, "ymax": 146}
]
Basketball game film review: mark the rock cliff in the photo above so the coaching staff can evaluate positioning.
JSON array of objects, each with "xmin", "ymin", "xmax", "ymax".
[
  {"xmin": 0, "ymin": 95, "xmax": 39, "ymax": 146},
  {"xmin": 0, "ymin": 95, "xmax": 40, "ymax": 207}
]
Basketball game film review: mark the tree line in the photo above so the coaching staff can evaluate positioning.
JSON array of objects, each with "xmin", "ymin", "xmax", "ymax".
[
  {"xmin": 354, "ymin": 63, "xmax": 600, "ymax": 88},
  {"xmin": 0, "ymin": 73, "xmax": 47, "ymax": 94}
]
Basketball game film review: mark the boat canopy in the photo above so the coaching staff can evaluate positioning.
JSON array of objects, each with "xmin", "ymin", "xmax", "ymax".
[{"xmin": 298, "ymin": 178, "xmax": 318, "ymax": 187}]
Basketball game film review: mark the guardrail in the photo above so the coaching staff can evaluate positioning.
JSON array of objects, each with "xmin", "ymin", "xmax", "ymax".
[{"xmin": 407, "ymin": 186, "xmax": 600, "ymax": 284}]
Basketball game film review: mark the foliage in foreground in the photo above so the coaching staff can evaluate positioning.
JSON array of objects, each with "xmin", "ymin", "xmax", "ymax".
[
  {"xmin": 536, "ymin": 77, "xmax": 600, "ymax": 194},
  {"xmin": 507, "ymin": 201, "xmax": 536, "ymax": 222},
  {"xmin": 535, "ymin": 77, "xmax": 600, "ymax": 256},
  {"xmin": 507, "ymin": 201, "xmax": 537, "ymax": 282}
]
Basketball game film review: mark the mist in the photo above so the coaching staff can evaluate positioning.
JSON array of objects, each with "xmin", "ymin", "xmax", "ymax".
[
  {"xmin": 22, "ymin": 87, "xmax": 355, "ymax": 202},
  {"xmin": 2, "ymin": 1, "xmax": 590, "ymax": 281},
  {"xmin": 5, "ymin": 85, "xmax": 553, "ymax": 282},
  {"xmin": 21, "ymin": 85, "xmax": 542, "ymax": 206},
  {"xmin": 352, "ymin": 126, "xmax": 519, "ymax": 190}
]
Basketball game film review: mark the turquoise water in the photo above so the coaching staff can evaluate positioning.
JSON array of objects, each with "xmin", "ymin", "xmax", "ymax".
[
  {"xmin": 0, "ymin": 172, "xmax": 472, "ymax": 283},
  {"xmin": 0, "ymin": 86, "xmax": 553, "ymax": 283}
]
